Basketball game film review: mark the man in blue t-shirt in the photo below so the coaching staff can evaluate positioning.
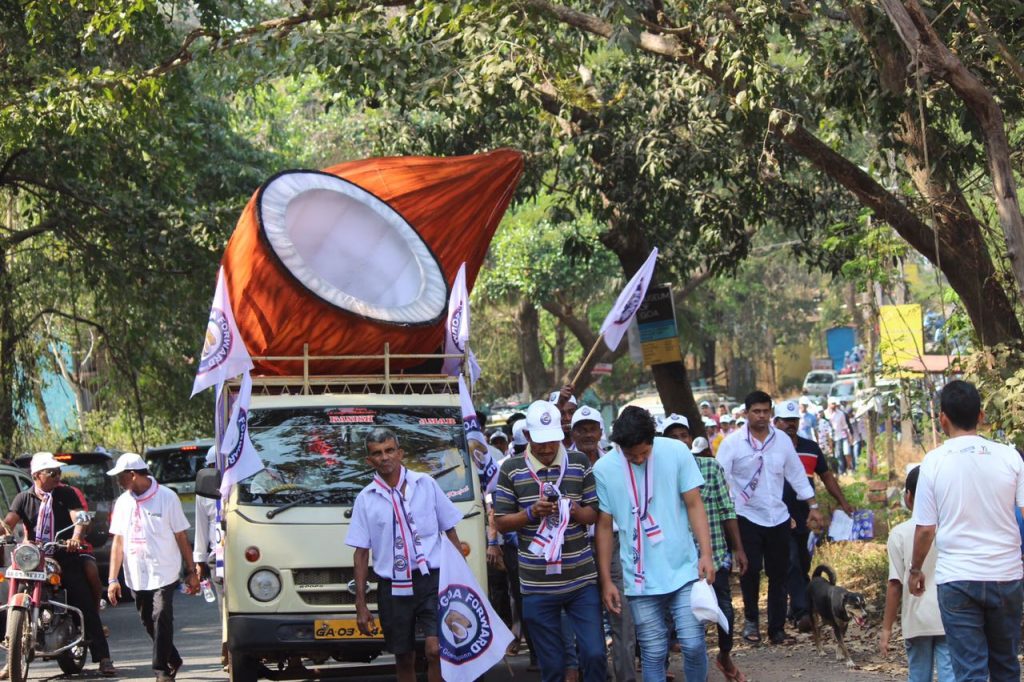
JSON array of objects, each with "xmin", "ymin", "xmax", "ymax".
[{"xmin": 594, "ymin": 407, "xmax": 715, "ymax": 682}]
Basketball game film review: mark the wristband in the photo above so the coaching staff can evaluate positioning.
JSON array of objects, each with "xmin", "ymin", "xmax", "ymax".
[
  {"xmin": 487, "ymin": 540, "xmax": 499, "ymax": 547},
  {"xmin": 909, "ymin": 567, "xmax": 922, "ymax": 574},
  {"xmin": 808, "ymin": 503, "xmax": 820, "ymax": 509},
  {"xmin": 107, "ymin": 578, "xmax": 118, "ymax": 585},
  {"xmin": 525, "ymin": 506, "xmax": 536, "ymax": 523}
]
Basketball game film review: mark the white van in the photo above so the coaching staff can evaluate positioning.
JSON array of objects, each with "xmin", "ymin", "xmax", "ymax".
[
  {"xmin": 199, "ymin": 363, "xmax": 487, "ymax": 681},
  {"xmin": 802, "ymin": 370, "xmax": 837, "ymax": 397}
]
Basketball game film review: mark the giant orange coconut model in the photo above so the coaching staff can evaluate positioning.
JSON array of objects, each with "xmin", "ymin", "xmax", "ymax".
[{"xmin": 220, "ymin": 149, "xmax": 523, "ymax": 376}]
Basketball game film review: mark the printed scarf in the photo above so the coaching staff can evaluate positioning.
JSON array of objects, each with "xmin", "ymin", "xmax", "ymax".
[
  {"xmin": 373, "ymin": 467, "xmax": 429, "ymax": 596},
  {"xmin": 130, "ymin": 480, "xmax": 160, "ymax": 544},
  {"xmin": 738, "ymin": 427, "xmax": 776, "ymax": 503},
  {"xmin": 525, "ymin": 451, "xmax": 572, "ymax": 575},
  {"xmin": 622, "ymin": 449, "xmax": 662, "ymax": 592},
  {"xmin": 34, "ymin": 487, "xmax": 55, "ymax": 545}
]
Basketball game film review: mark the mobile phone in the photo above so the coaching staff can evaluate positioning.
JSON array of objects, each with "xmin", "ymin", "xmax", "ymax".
[{"xmin": 547, "ymin": 493, "xmax": 559, "ymax": 503}]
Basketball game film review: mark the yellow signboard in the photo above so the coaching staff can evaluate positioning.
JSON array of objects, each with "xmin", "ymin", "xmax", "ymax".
[
  {"xmin": 879, "ymin": 304, "xmax": 923, "ymax": 377},
  {"xmin": 641, "ymin": 337, "xmax": 682, "ymax": 366}
]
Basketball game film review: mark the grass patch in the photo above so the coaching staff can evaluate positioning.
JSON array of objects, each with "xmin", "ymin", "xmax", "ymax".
[{"xmin": 811, "ymin": 540, "xmax": 889, "ymax": 612}]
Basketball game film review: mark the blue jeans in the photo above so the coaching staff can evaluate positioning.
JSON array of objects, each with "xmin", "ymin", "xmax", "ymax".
[
  {"xmin": 905, "ymin": 635, "xmax": 954, "ymax": 682},
  {"xmin": 561, "ymin": 611, "xmax": 578, "ymax": 669},
  {"xmin": 937, "ymin": 580, "xmax": 1023, "ymax": 682},
  {"xmin": 629, "ymin": 581, "xmax": 708, "ymax": 682},
  {"xmin": 523, "ymin": 584, "xmax": 607, "ymax": 682}
]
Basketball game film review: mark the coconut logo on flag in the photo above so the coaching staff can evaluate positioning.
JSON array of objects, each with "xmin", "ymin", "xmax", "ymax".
[
  {"xmin": 449, "ymin": 303, "xmax": 465, "ymax": 352},
  {"xmin": 224, "ymin": 408, "xmax": 248, "ymax": 470},
  {"xmin": 439, "ymin": 584, "xmax": 493, "ymax": 663},
  {"xmin": 199, "ymin": 309, "xmax": 233, "ymax": 374},
  {"xmin": 615, "ymin": 281, "xmax": 646, "ymax": 324}
]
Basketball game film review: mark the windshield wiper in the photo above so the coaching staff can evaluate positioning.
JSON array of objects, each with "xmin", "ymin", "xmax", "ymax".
[{"xmin": 266, "ymin": 490, "xmax": 327, "ymax": 519}]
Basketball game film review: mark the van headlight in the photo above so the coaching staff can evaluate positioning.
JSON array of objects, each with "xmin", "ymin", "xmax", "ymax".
[
  {"xmin": 248, "ymin": 569, "xmax": 281, "ymax": 602},
  {"xmin": 13, "ymin": 544, "xmax": 41, "ymax": 571}
]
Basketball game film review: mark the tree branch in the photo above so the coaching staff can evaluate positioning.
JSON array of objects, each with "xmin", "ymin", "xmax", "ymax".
[{"xmin": 0, "ymin": 218, "xmax": 62, "ymax": 250}]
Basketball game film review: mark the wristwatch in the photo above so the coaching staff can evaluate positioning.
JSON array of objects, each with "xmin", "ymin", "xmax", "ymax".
[{"xmin": 808, "ymin": 503, "xmax": 820, "ymax": 509}]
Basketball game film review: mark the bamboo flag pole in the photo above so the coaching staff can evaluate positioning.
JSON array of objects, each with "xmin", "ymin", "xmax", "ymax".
[{"xmin": 570, "ymin": 333, "xmax": 606, "ymax": 387}]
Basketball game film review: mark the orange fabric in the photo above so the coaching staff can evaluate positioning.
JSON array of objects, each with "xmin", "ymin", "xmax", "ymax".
[{"xmin": 222, "ymin": 149, "xmax": 523, "ymax": 376}]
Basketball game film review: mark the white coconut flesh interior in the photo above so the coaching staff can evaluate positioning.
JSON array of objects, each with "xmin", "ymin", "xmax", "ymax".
[{"xmin": 260, "ymin": 171, "xmax": 447, "ymax": 324}]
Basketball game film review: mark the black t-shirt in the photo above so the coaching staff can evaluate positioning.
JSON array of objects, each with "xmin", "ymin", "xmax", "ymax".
[
  {"xmin": 783, "ymin": 436, "xmax": 827, "ymax": 532},
  {"xmin": 10, "ymin": 486, "xmax": 81, "ymax": 542}
]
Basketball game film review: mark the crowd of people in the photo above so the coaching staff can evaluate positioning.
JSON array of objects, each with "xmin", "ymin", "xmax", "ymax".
[{"xmin": 472, "ymin": 379, "xmax": 1023, "ymax": 682}]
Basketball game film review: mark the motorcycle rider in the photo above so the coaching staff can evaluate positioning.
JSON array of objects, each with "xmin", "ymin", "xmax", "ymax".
[{"xmin": 0, "ymin": 452, "xmax": 116, "ymax": 677}]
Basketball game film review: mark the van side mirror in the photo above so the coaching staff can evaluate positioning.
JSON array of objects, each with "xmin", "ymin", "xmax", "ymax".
[{"xmin": 195, "ymin": 468, "xmax": 222, "ymax": 499}]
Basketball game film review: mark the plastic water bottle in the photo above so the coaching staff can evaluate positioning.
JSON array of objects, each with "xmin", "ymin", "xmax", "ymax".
[
  {"xmin": 201, "ymin": 579, "xmax": 216, "ymax": 603},
  {"xmin": 99, "ymin": 598, "xmax": 107, "ymax": 611}
]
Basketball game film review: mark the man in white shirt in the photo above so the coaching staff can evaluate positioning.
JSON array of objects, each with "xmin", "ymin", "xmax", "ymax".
[
  {"xmin": 909, "ymin": 380, "xmax": 1024, "ymax": 682},
  {"xmin": 716, "ymin": 390, "xmax": 824, "ymax": 645},
  {"xmin": 106, "ymin": 453, "xmax": 199, "ymax": 682},
  {"xmin": 346, "ymin": 428, "xmax": 464, "ymax": 682}
]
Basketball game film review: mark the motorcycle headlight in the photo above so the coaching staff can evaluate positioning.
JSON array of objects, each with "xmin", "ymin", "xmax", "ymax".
[
  {"xmin": 13, "ymin": 544, "xmax": 41, "ymax": 571},
  {"xmin": 248, "ymin": 569, "xmax": 281, "ymax": 602}
]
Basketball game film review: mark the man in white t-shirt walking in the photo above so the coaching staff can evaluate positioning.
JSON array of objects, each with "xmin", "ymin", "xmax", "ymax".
[
  {"xmin": 909, "ymin": 380, "xmax": 1024, "ymax": 682},
  {"xmin": 106, "ymin": 453, "xmax": 199, "ymax": 682}
]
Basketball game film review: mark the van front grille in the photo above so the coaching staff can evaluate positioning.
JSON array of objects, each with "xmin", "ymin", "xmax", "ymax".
[
  {"xmin": 298, "ymin": 591, "xmax": 353, "ymax": 606},
  {"xmin": 291, "ymin": 567, "xmax": 376, "ymax": 608},
  {"xmin": 293, "ymin": 568, "xmax": 352, "ymax": 588}
]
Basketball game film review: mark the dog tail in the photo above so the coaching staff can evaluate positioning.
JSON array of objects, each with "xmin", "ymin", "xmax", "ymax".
[{"xmin": 812, "ymin": 564, "xmax": 837, "ymax": 584}]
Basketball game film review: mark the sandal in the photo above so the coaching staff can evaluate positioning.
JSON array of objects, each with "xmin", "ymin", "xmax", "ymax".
[
  {"xmin": 741, "ymin": 620, "xmax": 761, "ymax": 644},
  {"xmin": 715, "ymin": 656, "xmax": 748, "ymax": 682},
  {"xmin": 769, "ymin": 631, "xmax": 797, "ymax": 645},
  {"xmin": 98, "ymin": 659, "xmax": 117, "ymax": 677}
]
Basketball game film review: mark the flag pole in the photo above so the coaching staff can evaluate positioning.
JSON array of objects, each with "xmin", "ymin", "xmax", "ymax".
[{"xmin": 570, "ymin": 332, "xmax": 606, "ymax": 386}]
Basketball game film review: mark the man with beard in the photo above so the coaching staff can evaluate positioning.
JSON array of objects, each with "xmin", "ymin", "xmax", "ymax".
[{"xmin": 773, "ymin": 399, "xmax": 853, "ymax": 631}]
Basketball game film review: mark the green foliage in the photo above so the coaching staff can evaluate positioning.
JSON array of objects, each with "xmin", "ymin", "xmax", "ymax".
[{"xmin": 962, "ymin": 343, "xmax": 1024, "ymax": 449}]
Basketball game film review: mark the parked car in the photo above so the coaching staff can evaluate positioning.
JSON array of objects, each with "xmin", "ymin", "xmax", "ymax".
[
  {"xmin": 802, "ymin": 370, "xmax": 837, "ymax": 397},
  {"xmin": 828, "ymin": 375, "xmax": 865, "ymax": 401},
  {"xmin": 13, "ymin": 451, "xmax": 117, "ymax": 580},
  {"xmin": 144, "ymin": 439, "xmax": 214, "ymax": 543},
  {"xmin": 0, "ymin": 464, "xmax": 32, "ymax": 513}
]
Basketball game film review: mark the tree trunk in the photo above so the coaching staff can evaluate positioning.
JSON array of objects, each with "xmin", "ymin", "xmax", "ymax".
[
  {"xmin": 516, "ymin": 299, "xmax": 550, "ymax": 398},
  {"xmin": 0, "ymin": 247, "xmax": 16, "ymax": 454}
]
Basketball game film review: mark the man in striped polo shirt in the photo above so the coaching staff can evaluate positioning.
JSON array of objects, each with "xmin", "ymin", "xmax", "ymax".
[{"xmin": 494, "ymin": 400, "xmax": 606, "ymax": 682}]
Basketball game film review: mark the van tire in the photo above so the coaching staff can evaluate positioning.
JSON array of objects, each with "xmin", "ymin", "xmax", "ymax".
[{"xmin": 228, "ymin": 648, "xmax": 260, "ymax": 682}]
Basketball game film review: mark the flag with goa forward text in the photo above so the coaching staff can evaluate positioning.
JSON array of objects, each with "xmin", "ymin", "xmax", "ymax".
[
  {"xmin": 438, "ymin": 535, "xmax": 513, "ymax": 682},
  {"xmin": 599, "ymin": 248, "xmax": 659, "ymax": 352},
  {"xmin": 191, "ymin": 266, "xmax": 253, "ymax": 397},
  {"xmin": 459, "ymin": 375, "xmax": 498, "ymax": 494},
  {"xmin": 219, "ymin": 371, "xmax": 265, "ymax": 500}
]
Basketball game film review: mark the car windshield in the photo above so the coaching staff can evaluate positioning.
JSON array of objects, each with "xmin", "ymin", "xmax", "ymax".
[
  {"xmin": 147, "ymin": 449, "xmax": 207, "ymax": 484},
  {"xmin": 239, "ymin": 405, "xmax": 473, "ymax": 505},
  {"xmin": 831, "ymin": 381, "xmax": 857, "ymax": 397},
  {"xmin": 58, "ymin": 461, "xmax": 115, "ymax": 507},
  {"xmin": 807, "ymin": 373, "xmax": 833, "ymax": 384}
]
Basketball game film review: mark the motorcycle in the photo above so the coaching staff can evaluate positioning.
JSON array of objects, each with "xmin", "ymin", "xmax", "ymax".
[{"xmin": 0, "ymin": 511, "xmax": 94, "ymax": 682}]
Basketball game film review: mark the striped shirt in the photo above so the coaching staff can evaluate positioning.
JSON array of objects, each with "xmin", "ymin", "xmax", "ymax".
[{"xmin": 493, "ymin": 448, "xmax": 598, "ymax": 595}]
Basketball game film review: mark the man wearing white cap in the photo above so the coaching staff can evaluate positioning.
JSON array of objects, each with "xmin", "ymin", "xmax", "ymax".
[
  {"xmin": 773, "ymin": 400, "xmax": 853, "ymax": 631},
  {"xmin": 719, "ymin": 413, "xmax": 736, "ymax": 436},
  {"xmin": 489, "ymin": 430, "xmax": 510, "ymax": 455},
  {"xmin": 510, "ymin": 418, "xmax": 529, "ymax": 456},
  {"xmin": 550, "ymin": 385, "xmax": 580, "ymax": 447},
  {"xmin": 659, "ymin": 414, "xmax": 691, "ymax": 447},
  {"xmin": 699, "ymin": 400, "xmax": 719, "ymax": 425},
  {"xmin": 106, "ymin": 452, "xmax": 198, "ymax": 681},
  {"xmin": 2, "ymin": 452, "xmax": 116, "ymax": 677},
  {"xmin": 494, "ymin": 400, "xmax": 605, "ymax": 682},
  {"xmin": 716, "ymin": 391, "xmax": 824, "ymax": 646}
]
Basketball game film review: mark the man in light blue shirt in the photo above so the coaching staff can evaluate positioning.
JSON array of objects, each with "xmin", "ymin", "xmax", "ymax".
[{"xmin": 594, "ymin": 407, "xmax": 715, "ymax": 682}]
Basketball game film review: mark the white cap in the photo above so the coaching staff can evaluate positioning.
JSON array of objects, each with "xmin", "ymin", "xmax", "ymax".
[
  {"xmin": 547, "ymin": 391, "xmax": 578, "ymax": 406},
  {"xmin": 205, "ymin": 446, "xmax": 217, "ymax": 465},
  {"xmin": 659, "ymin": 414, "xmax": 689, "ymax": 434},
  {"xmin": 571, "ymin": 405, "xmax": 604, "ymax": 430},
  {"xmin": 736, "ymin": 417, "xmax": 747, "ymax": 425},
  {"xmin": 511, "ymin": 420, "xmax": 528, "ymax": 446},
  {"xmin": 691, "ymin": 437, "xmax": 710, "ymax": 454},
  {"xmin": 774, "ymin": 400, "xmax": 801, "ymax": 419},
  {"xmin": 719, "ymin": 414, "xmax": 734, "ymax": 424},
  {"xmin": 489, "ymin": 431, "xmax": 509, "ymax": 444},
  {"xmin": 828, "ymin": 397, "xmax": 840, "ymax": 406},
  {"xmin": 702, "ymin": 417, "xmax": 717, "ymax": 428},
  {"xmin": 799, "ymin": 396, "xmax": 811, "ymax": 406},
  {"xmin": 699, "ymin": 400, "xmax": 712, "ymax": 409},
  {"xmin": 30, "ymin": 452, "xmax": 65, "ymax": 475},
  {"xmin": 106, "ymin": 452, "xmax": 148, "ymax": 476},
  {"xmin": 524, "ymin": 400, "xmax": 564, "ymax": 443},
  {"xmin": 731, "ymin": 406, "xmax": 744, "ymax": 416}
]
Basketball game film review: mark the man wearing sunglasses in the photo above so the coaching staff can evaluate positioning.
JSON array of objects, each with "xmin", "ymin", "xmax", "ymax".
[{"xmin": 1, "ymin": 452, "xmax": 116, "ymax": 677}]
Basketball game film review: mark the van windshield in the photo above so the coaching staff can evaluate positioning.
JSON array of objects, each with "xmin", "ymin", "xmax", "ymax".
[
  {"xmin": 239, "ymin": 405, "xmax": 473, "ymax": 505},
  {"xmin": 806, "ymin": 373, "xmax": 834, "ymax": 384}
]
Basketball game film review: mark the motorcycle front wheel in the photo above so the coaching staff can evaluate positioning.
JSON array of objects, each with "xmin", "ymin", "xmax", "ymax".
[
  {"xmin": 5, "ymin": 609, "xmax": 30, "ymax": 682},
  {"xmin": 56, "ymin": 641, "xmax": 86, "ymax": 676}
]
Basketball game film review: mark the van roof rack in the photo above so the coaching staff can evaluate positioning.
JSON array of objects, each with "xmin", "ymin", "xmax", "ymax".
[{"xmin": 235, "ymin": 344, "xmax": 466, "ymax": 396}]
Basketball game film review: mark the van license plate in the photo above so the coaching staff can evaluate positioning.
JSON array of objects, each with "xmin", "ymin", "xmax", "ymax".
[
  {"xmin": 5, "ymin": 569, "xmax": 45, "ymax": 581},
  {"xmin": 314, "ymin": 619, "xmax": 382, "ymax": 640}
]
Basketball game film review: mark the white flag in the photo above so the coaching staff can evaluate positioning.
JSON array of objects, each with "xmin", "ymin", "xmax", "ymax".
[
  {"xmin": 219, "ymin": 371, "xmax": 264, "ymax": 500},
  {"xmin": 459, "ymin": 375, "xmax": 498, "ymax": 494},
  {"xmin": 192, "ymin": 266, "xmax": 253, "ymax": 397},
  {"xmin": 442, "ymin": 263, "xmax": 472, "ymax": 378},
  {"xmin": 599, "ymin": 248, "xmax": 659, "ymax": 351},
  {"xmin": 438, "ymin": 535, "xmax": 513, "ymax": 682}
]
